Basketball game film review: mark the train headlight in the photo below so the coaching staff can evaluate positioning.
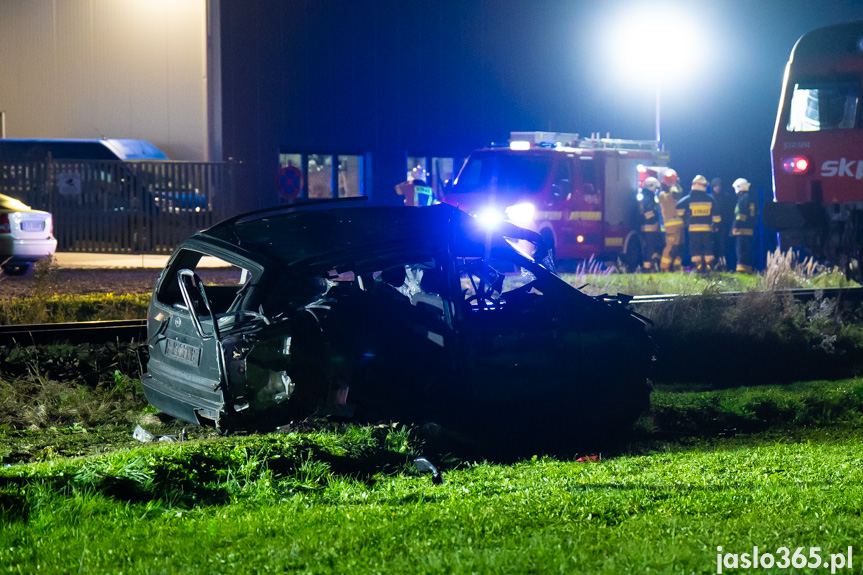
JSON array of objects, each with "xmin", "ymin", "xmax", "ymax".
[
  {"xmin": 476, "ymin": 207, "xmax": 505, "ymax": 230},
  {"xmin": 782, "ymin": 156, "xmax": 810, "ymax": 174},
  {"xmin": 505, "ymin": 202, "xmax": 536, "ymax": 226}
]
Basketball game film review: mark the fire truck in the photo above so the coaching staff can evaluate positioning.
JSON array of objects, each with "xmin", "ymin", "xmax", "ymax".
[
  {"xmin": 441, "ymin": 131, "xmax": 670, "ymax": 267},
  {"xmin": 764, "ymin": 20, "xmax": 863, "ymax": 280}
]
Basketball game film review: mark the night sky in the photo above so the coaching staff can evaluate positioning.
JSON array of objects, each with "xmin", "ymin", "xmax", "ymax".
[
  {"xmin": 219, "ymin": 0, "xmax": 863, "ymax": 210},
  {"xmin": 493, "ymin": 0, "xmax": 863, "ymax": 198}
]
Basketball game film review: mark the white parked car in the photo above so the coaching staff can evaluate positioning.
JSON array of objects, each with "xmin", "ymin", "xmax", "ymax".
[{"xmin": 0, "ymin": 193, "xmax": 57, "ymax": 275}]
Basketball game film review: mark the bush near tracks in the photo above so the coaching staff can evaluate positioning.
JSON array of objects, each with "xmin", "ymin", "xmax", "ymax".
[
  {"xmin": 641, "ymin": 290, "xmax": 863, "ymax": 385},
  {"xmin": 566, "ymin": 249, "xmax": 863, "ymax": 385}
]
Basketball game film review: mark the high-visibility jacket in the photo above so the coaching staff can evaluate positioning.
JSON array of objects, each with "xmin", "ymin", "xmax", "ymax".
[
  {"xmin": 658, "ymin": 190, "xmax": 683, "ymax": 229},
  {"xmin": 638, "ymin": 192, "xmax": 660, "ymax": 233},
  {"xmin": 676, "ymin": 189, "xmax": 720, "ymax": 233},
  {"xmin": 732, "ymin": 191, "xmax": 756, "ymax": 236},
  {"xmin": 661, "ymin": 183, "xmax": 685, "ymax": 218}
]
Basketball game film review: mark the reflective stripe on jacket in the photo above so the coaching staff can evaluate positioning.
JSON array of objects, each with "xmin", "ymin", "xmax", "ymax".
[
  {"xmin": 658, "ymin": 190, "xmax": 683, "ymax": 229},
  {"xmin": 676, "ymin": 190, "xmax": 717, "ymax": 233},
  {"xmin": 732, "ymin": 191, "xmax": 756, "ymax": 236}
]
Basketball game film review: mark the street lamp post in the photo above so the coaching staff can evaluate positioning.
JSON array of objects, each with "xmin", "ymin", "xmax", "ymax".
[{"xmin": 655, "ymin": 77, "xmax": 662, "ymax": 149}]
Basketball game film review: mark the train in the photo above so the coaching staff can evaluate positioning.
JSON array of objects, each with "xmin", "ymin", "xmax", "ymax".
[{"xmin": 764, "ymin": 20, "xmax": 863, "ymax": 281}]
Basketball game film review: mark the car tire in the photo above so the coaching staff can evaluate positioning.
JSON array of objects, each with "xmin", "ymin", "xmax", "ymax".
[{"xmin": 1, "ymin": 263, "xmax": 30, "ymax": 276}]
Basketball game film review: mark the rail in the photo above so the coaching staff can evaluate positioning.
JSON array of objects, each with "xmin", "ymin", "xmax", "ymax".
[
  {"xmin": 620, "ymin": 287, "xmax": 863, "ymax": 306},
  {"xmin": 0, "ymin": 319, "xmax": 147, "ymax": 346},
  {"xmin": 3, "ymin": 287, "xmax": 861, "ymax": 345}
]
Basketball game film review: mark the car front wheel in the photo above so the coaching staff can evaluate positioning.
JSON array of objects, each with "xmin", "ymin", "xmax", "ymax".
[{"xmin": 1, "ymin": 262, "xmax": 30, "ymax": 276}]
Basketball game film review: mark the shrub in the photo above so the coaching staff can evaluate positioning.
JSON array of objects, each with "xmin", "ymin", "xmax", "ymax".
[{"xmin": 641, "ymin": 289, "xmax": 863, "ymax": 385}]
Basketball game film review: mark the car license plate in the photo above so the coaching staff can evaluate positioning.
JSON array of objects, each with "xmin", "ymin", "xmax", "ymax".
[
  {"xmin": 20, "ymin": 220, "xmax": 44, "ymax": 232},
  {"xmin": 164, "ymin": 338, "xmax": 202, "ymax": 365}
]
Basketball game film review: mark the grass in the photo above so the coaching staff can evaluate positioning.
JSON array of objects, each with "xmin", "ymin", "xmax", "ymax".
[
  {"xmin": 0, "ymin": 292, "xmax": 151, "ymax": 324},
  {"xmin": 3, "ymin": 415, "xmax": 863, "ymax": 573},
  {"xmin": 4, "ymin": 381, "xmax": 863, "ymax": 573},
  {"xmin": 560, "ymin": 248, "xmax": 854, "ymax": 297}
]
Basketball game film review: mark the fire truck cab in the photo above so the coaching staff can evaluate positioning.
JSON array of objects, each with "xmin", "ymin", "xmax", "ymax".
[{"xmin": 442, "ymin": 131, "xmax": 669, "ymax": 267}]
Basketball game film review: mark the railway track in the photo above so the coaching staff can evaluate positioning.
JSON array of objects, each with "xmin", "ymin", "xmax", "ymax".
[
  {"xmin": 1, "ymin": 287, "xmax": 862, "ymax": 345},
  {"xmin": 623, "ymin": 286, "xmax": 863, "ymax": 306},
  {"xmin": 0, "ymin": 319, "xmax": 147, "ymax": 346}
]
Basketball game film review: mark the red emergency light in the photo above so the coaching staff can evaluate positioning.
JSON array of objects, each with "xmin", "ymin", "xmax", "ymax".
[{"xmin": 782, "ymin": 156, "xmax": 810, "ymax": 174}]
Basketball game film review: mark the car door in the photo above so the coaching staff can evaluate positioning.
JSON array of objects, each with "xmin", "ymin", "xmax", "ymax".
[{"xmin": 144, "ymin": 247, "xmax": 258, "ymax": 428}]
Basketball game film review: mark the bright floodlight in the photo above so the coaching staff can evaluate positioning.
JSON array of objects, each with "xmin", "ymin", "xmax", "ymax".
[
  {"xmin": 509, "ymin": 140, "xmax": 531, "ymax": 151},
  {"xmin": 612, "ymin": 5, "xmax": 704, "ymax": 84},
  {"xmin": 608, "ymin": 4, "xmax": 706, "ymax": 146}
]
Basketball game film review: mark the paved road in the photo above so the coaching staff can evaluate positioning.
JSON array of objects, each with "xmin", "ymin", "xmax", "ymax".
[{"xmin": 52, "ymin": 252, "xmax": 225, "ymax": 269}]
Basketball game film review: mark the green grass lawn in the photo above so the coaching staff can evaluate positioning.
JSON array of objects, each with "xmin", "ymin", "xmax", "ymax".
[{"xmin": 4, "ymin": 380, "xmax": 863, "ymax": 574}]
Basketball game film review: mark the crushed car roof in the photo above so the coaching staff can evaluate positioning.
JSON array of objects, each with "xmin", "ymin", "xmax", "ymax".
[{"xmin": 199, "ymin": 201, "xmax": 548, "ymax": 267}]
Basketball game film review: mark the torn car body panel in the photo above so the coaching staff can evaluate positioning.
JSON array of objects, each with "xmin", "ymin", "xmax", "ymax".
[{"xmin": 142, "ymin": 202, "xmax": 653, "ymax": 441}]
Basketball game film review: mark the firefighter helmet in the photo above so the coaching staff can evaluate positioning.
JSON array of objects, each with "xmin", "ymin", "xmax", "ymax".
[
  {"xmin": 643, "ymin": 177, "xmax": 660, "ymax": 192},
  {"xmin": 662, "ymin": 169, "xmax": 679, "ymax": 186},
  {"xmin": 733, "ymin": 177, "xmax": 750, "ymax": 193},
  {"xmin": 691, "ymin": 175, "xmax": 709, "ymax": 192}
]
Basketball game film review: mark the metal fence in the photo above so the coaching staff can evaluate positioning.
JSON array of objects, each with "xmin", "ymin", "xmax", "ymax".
[{"xmin": 0, "ymin": 159, "xmax": 232, "ymax": 253}]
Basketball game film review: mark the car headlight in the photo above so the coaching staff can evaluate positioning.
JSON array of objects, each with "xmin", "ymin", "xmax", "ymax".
[{"xmin": 505, "ymin": 202, "xmax": 536, "ymax": 226}]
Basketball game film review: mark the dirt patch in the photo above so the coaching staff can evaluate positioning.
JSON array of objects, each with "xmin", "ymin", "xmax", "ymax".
[{"xmin": 0, "ymin": 268, "xmax": 161, "ymax": 299}]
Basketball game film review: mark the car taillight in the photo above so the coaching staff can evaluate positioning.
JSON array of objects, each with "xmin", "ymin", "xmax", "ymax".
[
  {"xmin": 0, "ymin": 214, "xmax": 9, "ymax": 233},
  {"xmin": 47, "ymin": 215, "xmax": 53, "ymax": 235},
  {"xmin": 782, "ymin": 156, "xmax": 810, "ymax": 174}
]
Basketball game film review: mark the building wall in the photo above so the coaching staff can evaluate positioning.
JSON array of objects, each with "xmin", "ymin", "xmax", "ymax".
[
  {"xmin": 0, "ymin": 0, "xmax": 209, "ymax": 161},
  {"xmin": 219, "ymin": 0, "xmax": 586, "ymax": 209}
]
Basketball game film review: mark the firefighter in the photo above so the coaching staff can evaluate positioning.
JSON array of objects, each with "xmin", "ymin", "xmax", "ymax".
[
  {"xmin": 731, "ymin": 177, "xmax": 756, "ymax": 273},
  {"xmin": 661, "ymin": 169, "xmax": 685, "ymax": 269},
  {"xmin": 637, "ymin": 176, "xmax": 662, "ymax": 271},
  {"xmin": 658, "ymin": 175, "xmax": 684, "ymax": 271},
  {"xmin": 710, "ymin": 177, "xmax": 735, "ymax": 271},
  {"xmin": 677, "ymin": 175, "xmax": 718, "ymax": 272},
  {"xmin": 394, "ymin": 179, "xmax": 434, "ymax": 206}
]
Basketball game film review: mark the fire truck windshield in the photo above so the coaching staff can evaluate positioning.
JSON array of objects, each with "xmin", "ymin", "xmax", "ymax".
[
  {"xmin": 786, "ymin": 79, "xmax": 859, "ymax": 132},
  {"xmin": 453, "ymin": 153, "xmax": 552, "ymax": 193}
]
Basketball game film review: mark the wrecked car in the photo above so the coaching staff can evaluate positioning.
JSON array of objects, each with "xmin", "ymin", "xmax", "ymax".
[{"xmin": 142, "ymin": 200, "xmax": 653, "ymax": 447}]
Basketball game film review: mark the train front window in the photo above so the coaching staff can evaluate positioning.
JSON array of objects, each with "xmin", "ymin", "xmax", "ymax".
[{"xmin": 786, "ymin": 80, "xmax": 859, "ymax": 132}]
